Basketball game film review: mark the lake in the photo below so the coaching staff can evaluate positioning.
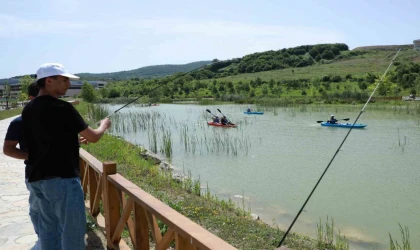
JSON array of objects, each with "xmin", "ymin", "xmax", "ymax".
[{"xmin": 102, "ymin": 103, "xmax": 420, "ymax": 249}]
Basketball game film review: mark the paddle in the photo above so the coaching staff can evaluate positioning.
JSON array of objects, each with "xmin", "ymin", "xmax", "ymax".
[
  {"xmin": 316, "ymin": 118, "xmax": 350, "ymax": 123},
  {"xmin": 217, "ymin": 109, "xmax": 235, "ymax": 125},
  {"xmin": 206, "ymin": 109, "xmax": 216, "ymax": 116}
]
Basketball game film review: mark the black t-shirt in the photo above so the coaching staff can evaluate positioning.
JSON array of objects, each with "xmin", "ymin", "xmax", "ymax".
[
  {"xmin": 5, "ymin": 116, "xmax": 26, "ymax": 149},
  {"xmin": 22, "ymin": 95, "xmax": 88, "ymax": 182},
  {"xmin": 5, "ymin": 116, "xmax": 30, "ymax": 178}
]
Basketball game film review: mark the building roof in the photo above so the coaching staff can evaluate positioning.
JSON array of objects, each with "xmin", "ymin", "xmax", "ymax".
[{"xmin": 0, "ymin": 78, "xmax": 106, "ymax": 87}]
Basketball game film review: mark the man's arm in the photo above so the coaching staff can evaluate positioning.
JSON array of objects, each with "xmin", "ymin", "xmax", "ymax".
[
  {"xmin": 79, "ymin": 118, "xmax": 111, "ymax": 143},
  {"xmin": 3, "ymin": 140, "xmax": 28, "ymax": 160}
]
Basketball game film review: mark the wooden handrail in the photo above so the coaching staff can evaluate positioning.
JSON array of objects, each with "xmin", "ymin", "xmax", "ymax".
[
  {"xmin": 108, "ymin": 174, "xmax": 237, "ymax": 250},
  {"xmin": 79, "ymin": 148, "xmax": 237, "ymax": 250},
  {"xmin": 80, "ymin": 148, "xmax": 103, "ymax": 173}
]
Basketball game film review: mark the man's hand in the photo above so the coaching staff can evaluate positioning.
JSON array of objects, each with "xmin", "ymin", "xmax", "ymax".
[
  {"xmin": 79, "ymin": 136, "xmax": 88, "ymax": 144},
  {"xmin": 100, "ymin": 118, "xmax": 111, "ymax": 130}
]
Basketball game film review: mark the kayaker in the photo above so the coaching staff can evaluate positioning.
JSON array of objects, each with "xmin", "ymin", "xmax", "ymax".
[
  {"xmin": 247, "ymin": 107, "xmax": 251, "ymax": 112},
  {"xmin": 212, "ymin": 116, "xmax": 220, "ymax": 123},
  {"xmin": 328, "ymin": 115, "xmax": 338, "ymax": 124},
  {"xmin": 221, "ymin": 116, "xmax": 228, "ymax": 125}
]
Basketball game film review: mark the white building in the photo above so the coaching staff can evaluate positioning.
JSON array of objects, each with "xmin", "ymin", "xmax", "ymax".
[
  {"xmin": 64, "ymin": 80, "xmax": 107, "ymax": 97},
  {"xmin": 414, "ymin": 39, "xmax": 420, "ymax": 51},
  {"xmin": 0, "ymin": 79, "xmax": 107, "ymax": 98}
]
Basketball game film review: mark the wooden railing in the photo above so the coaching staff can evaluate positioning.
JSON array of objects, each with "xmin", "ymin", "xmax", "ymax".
[{"xmin": 79, "ymin": 148, "xmax": 237, "ymax": 250}]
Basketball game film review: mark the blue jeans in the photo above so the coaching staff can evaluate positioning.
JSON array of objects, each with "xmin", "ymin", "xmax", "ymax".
[
  {"xmin": 29, "ymin": 177, "xmax": 86, "ymax": 250},
  {"xmin": 25, "ymin": 179, "xmax": 40, "ymax": 236}
]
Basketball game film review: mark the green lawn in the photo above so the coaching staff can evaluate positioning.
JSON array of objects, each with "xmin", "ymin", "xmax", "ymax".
[{"xmin": 0, "ymin": 107, "xmax": 22, "ymax": 120}]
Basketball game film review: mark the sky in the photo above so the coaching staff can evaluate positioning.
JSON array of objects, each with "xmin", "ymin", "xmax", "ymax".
[{"xmin": 0, "ymin": 0, "xmax": 418, "ymax": 78}]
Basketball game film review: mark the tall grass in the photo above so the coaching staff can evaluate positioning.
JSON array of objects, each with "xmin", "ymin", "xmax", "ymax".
[
  {"xmin": 316, "ymin": 217, "xmax": 349, "ymax": 250},
  {"xmin": 87, "ymin": 104, "xmax": 109, "ymax": 125},
  {"xmin": 160, "ymin": 126, "xmax": 172, "ymax": 158},
  {"xmin": 389, "ymin": 224, "xmax": 411, "ymax": 250},
  {"xmin": 86, "ymin": 105, "xmax": 253, "ymax": 160}
]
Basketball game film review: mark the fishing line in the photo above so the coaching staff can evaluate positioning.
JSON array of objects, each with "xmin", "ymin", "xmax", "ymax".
[
  {"xmin": 92, "ymin": 60, "xmax": 222, "ymax": 125},
  {"xmin": 277, "ymin": 49, "xmax": 401, "ymax": 248}
]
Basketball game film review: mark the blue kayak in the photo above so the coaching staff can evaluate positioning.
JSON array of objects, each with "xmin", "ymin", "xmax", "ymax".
[
  {"xmin": 243, "ymin": 111, "xmax": 264, "ymax": 115},
  {"xmin": 321, "ymin": 122, "xmax": 367, "ymax": 128}
]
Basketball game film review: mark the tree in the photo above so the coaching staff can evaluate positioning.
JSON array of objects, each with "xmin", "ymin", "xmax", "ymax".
[
  {"xmin": 249, "ymin": 89, "xmax": 256, "ymax": 97},
  {"xmin": 358, "ymin": 82, "xmax": 368, "ymax": 91},
  {"xmin": 99, "ymin": 88, "xmax": 108, "ymax": 98},
  {"xmin": 255, "ymin": 77, "xmax": 263, "ymax": 86},
  {"xmin": 321, "ymin": 50, "xmax": 335, "ymax": 60},
  {"xmin": 218, "ymin": 85, "xmax": 225, "ymax": 92},
  {"xmin": 269, "ymin": 79, "xmax": 275, "ymax": 89},
  {"xmin": 377, "ymin": 75, "xmax": 393, "ymax": 96},
  {"xmin": 3, "ymin": 82, "xmax": 11, "ymax": 109},
  {"xmin": 262, "ymin": 85, "xmax": 269, "ymax": 96},
  {"xmin": 309, "ymin": 48, "xmax": 320, "ymax": 58},
  {"xmin": 331, "ymin": 46, "xmax": 340, "ymax": 56},
  {"xmin": 121, "ymin": 88, "xmax": 130, "ymax": 97},
  {"xmin": 365, "ymin": 73, "xmax": 377, "ymax": 84},
  {"xmin": 80, "ymin": 82, "xmax": 97, "ymax": 102},
  {"xmin": 18, "ymin": 75, "xmax": 33, "ymax": 102},
  {"xmin": 108, "ymin": 88, "xmax": 120, "ymax": 98},
  {"xmin": 331, "ymin": 75, "xmax": 342, "ymax": 82}
]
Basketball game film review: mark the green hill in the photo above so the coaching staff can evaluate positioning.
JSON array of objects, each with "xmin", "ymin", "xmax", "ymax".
[
  {"xmin": 97, "ymin": 43, "xmax": 420, "ymax": 105},
  {"xmin": 76, "ymin": 61, "xmax": 212, "ymax": 80},
  {"xmin": 353, "ymin": 44, "xmax": 413, "ymax": 51},
  {"xmin": 199, "ymin": 49, "xmax": 420, "ymax": 83}
]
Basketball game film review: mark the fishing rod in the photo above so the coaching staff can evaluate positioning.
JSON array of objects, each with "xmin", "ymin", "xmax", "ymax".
[
  {"xmin": 277, "ymin": 49, "xmax": 401, "ymax": 248},
  {"xmin": 92, "ymin": 60, "xmax": 222, "ymax": 126}
]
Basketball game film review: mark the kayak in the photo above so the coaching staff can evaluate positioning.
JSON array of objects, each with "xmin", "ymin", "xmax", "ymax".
[
  {"xmin": 320, "ymin": 122, "xmax": 367, "ymax": 128},
  {"xmin": 243, "ymin": 111, "xmax": 264, "ymax": 115},
  {"xmin": 207, "ymin": 121, "xmax": 236, "ymax": 128}
]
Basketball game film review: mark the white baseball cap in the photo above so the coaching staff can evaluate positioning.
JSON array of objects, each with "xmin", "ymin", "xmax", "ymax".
[{"xmin": 36, "ymin": 63, "xmax": 79, "ymax": 80}]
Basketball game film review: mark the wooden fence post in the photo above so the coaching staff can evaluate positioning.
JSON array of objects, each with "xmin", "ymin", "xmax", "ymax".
[
  {"xmin": 79, "ymin": 158, "xmax": 87, "ymax": 195},
  {"xmin": 103, "ymin": 161, "xmax": 120, "ymax": 248},
  {"xmin": 134, "ymin": 203, "xmax": 150, "ymax": 250},
  {"xmin": 88, "ymin": 166, "xmax": 98, "ymax": 215}
]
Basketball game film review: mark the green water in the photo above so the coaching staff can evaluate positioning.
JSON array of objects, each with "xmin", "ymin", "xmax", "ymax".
[{"xmin": 103, "ymin": 103, "xmax": 420, "ymax": 249}]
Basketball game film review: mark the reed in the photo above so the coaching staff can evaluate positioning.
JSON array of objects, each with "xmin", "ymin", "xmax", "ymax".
[
  {"xmin": 160, "ymin": 125, "xmax": 172, "ymax": 158},
  {"xmin": 389, "ymin": 224, "xmax": 411, "ymax": 250},
  {"xmin": 316, "ymin": 217, "xmax": 349, "ymax": 250}
]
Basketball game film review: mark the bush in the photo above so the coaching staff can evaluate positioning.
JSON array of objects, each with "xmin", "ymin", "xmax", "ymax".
[{"xmin": 321, "ymin": 50, "xmax": 335, "ymax": 60}]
